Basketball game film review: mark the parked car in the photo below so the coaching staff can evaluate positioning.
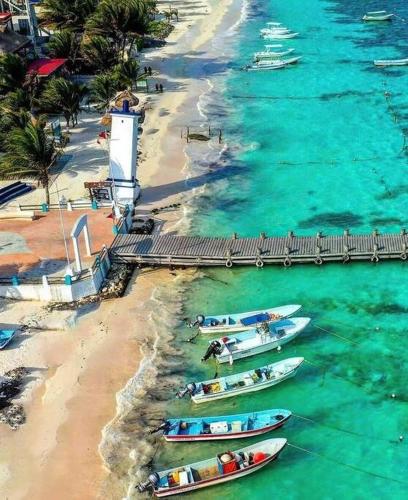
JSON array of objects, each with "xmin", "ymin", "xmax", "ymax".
[{"xmin": 129, "ymin": 217, "xmax": 155, "ymax": 234}]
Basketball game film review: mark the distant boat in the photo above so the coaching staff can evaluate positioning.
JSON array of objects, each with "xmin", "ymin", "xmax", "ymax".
[
  {"xmin": 177, "ymin": 357, "xmax": 304, "ymax": 403},
  {"xmin": 246, "ymin": 56, "xmax": 302, "ymax": 71},
  {"xmin": 202, "ymin": 317, "xmax": 310, "ymax": 364},
  {"xmin": 137, "ymin": 438, "xmax": 287, "ymax": 497},
  {"xmin": 156, "ymin": 409, "xmax": 292, "ymax": 441},
  {"xmin": 260, "ymin": 28, "xmax": 290, "ymax": 35},
  {"xmin": 254, "ymin": 46, "xmax": 295, "ymax": 61},
  {"xmin": 191, "ymin": 304, "xmax": 301, "ymax": 334},
  {"xmin": 374, "ymin": 58, "xmax": 408, "ymax": 67},
  {"xmin": 363, "ymin": 11, "xmax": 393, "ymax": 21},
  {"xmin": 0, "ymin": 329, "xmax": 17, "ymax": 349},
  {"xmin": 263, "ymin": 32, "xmax": 298, "ymax": 39}
]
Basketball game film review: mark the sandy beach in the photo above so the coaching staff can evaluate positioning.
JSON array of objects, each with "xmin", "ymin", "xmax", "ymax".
[{"xmin": 0, "ymin": 0, "xmax": 237, "ymax": 498}]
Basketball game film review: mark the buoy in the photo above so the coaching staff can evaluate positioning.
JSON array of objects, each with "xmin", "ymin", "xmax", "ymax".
[
  {"xmin": 253, "ymin": 451, "xmax": 267, "ymax": 463},
  {"xmin": 277, "ymin": 346, "xmax": 282, "ymax": 352},
  {"xmin": 375, "ymin": 327, "xmax": 380, "ymax": 331},
  {"xmin": 399, "ymin": 435, "xmax": 404, "ymax": 442},
  {"xmin": 391, "ymin": 393, "xmax": 396, "ymax": 399}
]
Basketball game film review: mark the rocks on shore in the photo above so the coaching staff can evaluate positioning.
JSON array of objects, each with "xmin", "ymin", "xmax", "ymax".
[{"xmin": 0, "ymin": 367, "xmax": 28, "ymax": 430}]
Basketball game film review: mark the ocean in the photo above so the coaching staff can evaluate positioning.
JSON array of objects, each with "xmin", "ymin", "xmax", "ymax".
[{"xmin": 140, "ymin": 0, "xmax": 408, "ymax": 498}]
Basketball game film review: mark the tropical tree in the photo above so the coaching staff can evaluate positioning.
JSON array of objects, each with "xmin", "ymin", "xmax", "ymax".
[
  {"xmin": 86, "ymin": 0, "xmax": 156, "ymax": 59},
  {"xmin": 39, "ymin": 0, "xmax": 97, "ymax": 31},
  {"xmin": 41, "ymin": 77, "xmax": 88, "ymax": 127},
  {"xmin": 80, "ymin": 35, "xmax": 118, "ymax": 72},
  {"xmin": 112, "ymin": 59, "xmax": 139, "ymax": 89},
  {"xmin": 0, "ymin": 54, "xmax": 27, "ymax": 95},
  {"xmin": 90, "ymin": 72, "xmax": 120, "ymax": 111},
  {"xmin": 47, "ymin": 30, "xmax": 82, "ymax": 70},
  {"xmin": 0, "ymin": 118, "xmax": 60, "ymax": 204}
]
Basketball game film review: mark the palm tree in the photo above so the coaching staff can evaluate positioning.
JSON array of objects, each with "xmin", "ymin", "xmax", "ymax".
[
  {"xmin": 0, "ymin": 53, "xmax": 27, "ymax": 95},
  {"xmin": 80, "ymin": 34, "xmax": 118, "ymax": 72},
  {"xmin": 112, "ymin": 59, "xmax": 139, "ymax": 89},
  {"xmin": 47, "ymin": 30, "xmax": 82, "ymax": 70},
  {"xmin": 90, "ymin": 72, "xmax": 120, "ymax": 111},
  {"xmin": 86, "ymin": 0, "xmax": 156, "ymax": 59},
  {"xmin": 41, "ymin": 77, "xmax": 88, "ymax": 127},
  {"xmin": 39, "ymin": 0, "xmax": 97, "ymax": 31},
  {"xmin": 0, "ymin": 118, "xmax": 60, "ymax": 204}
]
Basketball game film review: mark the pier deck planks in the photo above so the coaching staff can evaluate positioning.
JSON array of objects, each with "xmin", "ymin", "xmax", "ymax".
[{"xmin": 110, "ymin": 232, "xmax": 408, "ymax": 267}]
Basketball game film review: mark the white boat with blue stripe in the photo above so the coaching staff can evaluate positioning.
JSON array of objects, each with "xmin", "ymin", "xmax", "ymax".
[
  {"xmin": 192, "ymin": 304, "xmax": 301, "ymax": 334},
  {"xmin": 202, "ymin": 317, "xmax": 310, "ymax": 364}
]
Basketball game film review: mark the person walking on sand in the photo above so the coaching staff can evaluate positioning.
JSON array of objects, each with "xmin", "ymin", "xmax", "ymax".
[{"xmin": 148, "ymin": 66, "xmax": 152, "ymax": 76}]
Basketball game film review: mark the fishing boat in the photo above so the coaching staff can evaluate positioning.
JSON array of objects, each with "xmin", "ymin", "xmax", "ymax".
[
  {"xmin": 374, "ymin": 58, "xmax": 408, "ymax": 67},
  {"xmin": 254, "ymin": 46, "xmax": 295, "ymax": 61},
  {"xmin": 153, "ymin": 409, "xmax": 292, "ymax": 441},
  {"xmin": 362, "ymin": 11, "xmax": 393, "ymax": 21},
  {"xmin": 263, "ymin": 32, "xmax": 298, "ymax": 39},
  {"xmin": 137, "ymin": 438, "xmax": 287, "ymax": 497},
  {"xmin": 177, "ymin": 357, "xmax": 304, "ymax": 403},
  {"xmin": 202, "ymin": 317, "xmax": 310, "ymax": 364},
  {"xmin": 0, "ymin": 329, "xmax": 17, "ymax": 349},
  {"xmin": 191, "ymin": 304, "xmax": 301, "ymax": 334}
]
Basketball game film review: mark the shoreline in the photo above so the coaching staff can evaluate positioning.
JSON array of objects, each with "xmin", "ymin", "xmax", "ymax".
[{"xmin": 0, "ymin": 0, "xmax": 242, "ymax": 499}]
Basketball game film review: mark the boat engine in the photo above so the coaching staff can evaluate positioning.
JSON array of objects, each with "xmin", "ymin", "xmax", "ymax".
[
  {"xmin": 149, "ymin": 420, "xmax": 171, "ymax": 435},
  {"xmin": 136, "ymin": 472, "xmax": 160, "ymax": 493},
  {"xmin": 176, "ymin": 382, "xmax": 197, "ymax": 399},
  {"xmin": 201, "ymin": 340, "xmax": 224, "ymax": 362},
  {"xmin": 188, "ymin": 314, "xmax": 205, "ymax": 328}
]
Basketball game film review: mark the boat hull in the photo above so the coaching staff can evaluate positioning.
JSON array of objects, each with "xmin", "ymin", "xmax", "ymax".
[
  {"xmin": 374, "ymin": 59, "xmax": 408, "ymax": 67},
  {"xmin": 0, "ymin": 330, "xmax": 17, "ymax": 350},
  {"xmin": 154, "ymin": 447, "xmax": 285, "ymax": 497},
  {"xmin": 164, "ymin": 418, "xmax": 288, "ymax": 441},
  {"xmin": 363, "ymin": 14, "xmax": 393, "ymax": 21},
  {"xmin": 192, "ymin": 364, "xmax": 300, "ymax": 403}
]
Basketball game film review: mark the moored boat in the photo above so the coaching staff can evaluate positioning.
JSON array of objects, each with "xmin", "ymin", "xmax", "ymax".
[
  {"xmin": 191, "ymin": 303, "xmax": 301, "ymax": 334},
  {"xmin": 202, "ymin": 317, "xmax": 310, "ymax": 364},
  {"xmin": 176, "ymin": 357, "xmax": 304, "ymax": 403},
  {"xmin": 154, "ymin": 409, "xmax": 292, "ymax": 441},
  {"xmin": 363, "ymin": 11, "xmax": 393, "ymax": 21},
  {"xmin": 0, "ymin": 329, "xmax": 17, "ymax": 349},
  {"xmin": 260, "ymin": 28, "xmax": 290, "ymax": 35},
  {"xmin": 246, "ymin": 56, "xmax": 301, "ymax": 71},
  {"xmin": 374, "ymin": 58, "xmax": 408, "ymax": 67},
  {"xmin": 263, "ymin": 32, "xmax": 298, "ymax": 39},
  {"xmin": 254, "ymin": 46, "xmax": 295, "ymax": 61},
  {"xmin": 137, "ymin": 438, "xmax": 287, "ymax": 497}
]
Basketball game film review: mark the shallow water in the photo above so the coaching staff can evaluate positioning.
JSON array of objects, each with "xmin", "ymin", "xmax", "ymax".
[{"xmin": 151, "ymin": 0, "xmax": 408, "ymax": 498}]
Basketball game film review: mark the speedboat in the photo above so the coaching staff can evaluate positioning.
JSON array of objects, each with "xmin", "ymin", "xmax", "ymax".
[
  {"xmin": 374, "ymin": 58, "xmax": 408, "ymax": 67},
  {"xmin": 137, "ymin": 438, "xmax": 287, "ymax": 497},
  {"xmin": 202, "ymin": 317, "xmax": 310, "ymax": 364},
  {"xmin": 254, "ymin": 46, "xmax": 295, "ymax": 61},
  {"xmin": 154, "ymin": 408, "xmax": 292, "ymax": 441},
  {"xmin": 260, "ymin": 27, "xmax": 290, "ymax": 35},
  {"xmin": 176, "ymin": 357, "xmax": 304, "ymax": 403},
  {"xmin": 246, "ymin": 56, "xmax": 301, "ymax": 71},
  {"xmin": 263, "ymin": 32, "xmax": 298, "ymax": 39},
  {"xmin": 191, "ymin": 304, "xmax": 301, "ymax": 334},
  {"xmin": 363, "ymin": 11, "xmax": 393, "ymax": 21}
]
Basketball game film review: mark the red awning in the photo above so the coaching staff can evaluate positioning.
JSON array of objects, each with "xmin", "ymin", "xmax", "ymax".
[
  {"xmin": 0, "ymin": 12, "xmax": 12, "ymax": 23},
  {"xmin": 27, "ymin": 58, "xmax": 67, "ymax": 77}
]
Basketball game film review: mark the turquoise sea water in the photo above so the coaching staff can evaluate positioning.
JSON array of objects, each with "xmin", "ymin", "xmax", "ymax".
[{"xmin": 153, "ymin": 1, "xmax": 408, "ymax": 498}]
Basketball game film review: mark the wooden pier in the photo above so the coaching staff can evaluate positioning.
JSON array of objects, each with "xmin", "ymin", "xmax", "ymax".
[{"xmin": 109, "ymin": 230, "xmax": 408, "ymax": 267}]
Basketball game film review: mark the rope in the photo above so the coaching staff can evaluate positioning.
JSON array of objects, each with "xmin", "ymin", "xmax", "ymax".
[
  {"xmin": 292, "ymin": 413, "xmax": 405, "ymax": 445},
  {"xmin": 304, "ymin": 358, "xmax": 370, "ymax": 391},
  {"xmin": 315, "ymin": 324, "xmax": 360, "ymax": 346},
  {"xmin": 287, "ymin": 443, "xmax": 408, "ymax": 486}
]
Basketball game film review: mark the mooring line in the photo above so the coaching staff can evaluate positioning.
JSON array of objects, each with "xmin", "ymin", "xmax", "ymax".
[
  {"xmin": 315, "ymin": 324, "xmax": 360, "ymax": 346},
  {"xmin": 287, "ymin": 443, "xmax": 408, "ymax": 486},
  {"xmin": 292, "ymin": 414, "xmax": 405, "ymax": 445}
]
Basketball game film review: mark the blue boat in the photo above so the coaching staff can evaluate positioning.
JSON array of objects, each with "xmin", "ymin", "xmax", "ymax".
[
  {"xmin": 154, "ymin": 409, "xmax": 292, "ymax": 442},
  {"xmin": 0, "ymin": 329, "xmax": 17, "ymax": 349}
]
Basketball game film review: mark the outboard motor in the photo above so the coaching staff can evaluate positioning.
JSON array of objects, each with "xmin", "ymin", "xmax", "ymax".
[
  {"xmin": 176, "ymin": 382, "xmax": 197, "ymax": 399},
  {"xmin": 149, "ymin": 420, "xmax": 171, "ymax": 435},
  {"xmin": 137, "ymin": 472, "xmax": 160, "ymax": 493},
  {"xmin": 201, "ymin": 340, "xmax": 224, "ymax": 362},
  {"xmin": 188, "ymin": 314, "xmax": 205, "ymax": 328}
]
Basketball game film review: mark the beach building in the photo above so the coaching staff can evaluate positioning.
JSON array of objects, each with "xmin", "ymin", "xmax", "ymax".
[{"xmin": 0, "ymin": 10, "xmax": 30, "ymax": 55}]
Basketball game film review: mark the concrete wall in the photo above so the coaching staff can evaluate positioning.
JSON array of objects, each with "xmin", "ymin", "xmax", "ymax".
[{"xmin": 0, "ymin": 249, "xmax": 111, "ymax": 303}]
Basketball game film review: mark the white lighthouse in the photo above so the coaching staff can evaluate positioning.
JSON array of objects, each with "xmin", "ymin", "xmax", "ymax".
[{"xmin": 108, "ymin": 101, "xmax": 141, "ymax": 205}]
